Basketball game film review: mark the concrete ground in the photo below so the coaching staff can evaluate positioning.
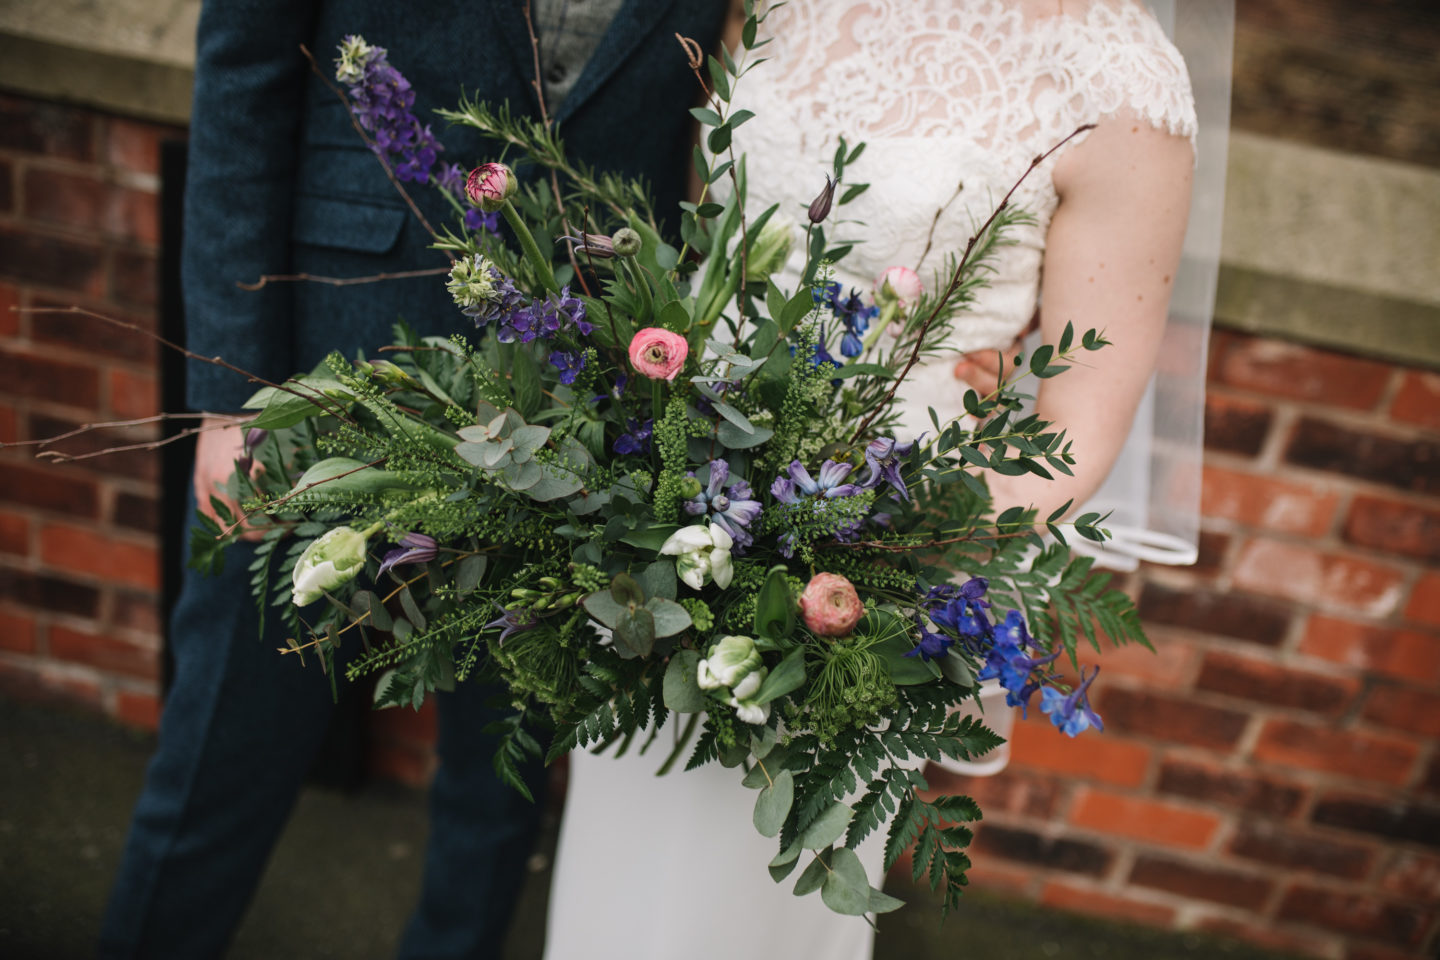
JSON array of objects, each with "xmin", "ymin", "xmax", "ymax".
[{"xmin": 0, "ymin": 694, "xmax": 1304, "ymax": 960}]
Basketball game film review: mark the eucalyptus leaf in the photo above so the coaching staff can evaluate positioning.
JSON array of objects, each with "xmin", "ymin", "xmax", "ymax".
[
  {"xmin": 509, "ymin": 424, "xmax": 550, "ymax": 461},
  {"xmin": 502, "ymin": 458, "xmax": 543, "ymax": 490},
  {"xmin": 867, "ymin": 886, "xmax": 906, "ymax": 915},
  {"xmin": 638, "ymin": 560, "xmax": 677, "ymax": 601},
  {"xmin": 581, "ymin": 590, "xmax": 625, "ymax": 629},
  {"xmin": 800, "ymin": 803, "xmax": 852, "ymax": 850},
  {"xmin": 820, "ymin": 847, "xmax": 871, "ymax": 916},
  {"xmin": 613, "ymin": 607, "xmax": 656, "ymax": 659},
  {"xmin": 792, "ymin": 853, "xmax": 828, "ymax": 897},
  {"xmin": 662, "ymin": 650, "xmax": 706, "ymax": 712},
  {"xmin": 351, "ymin": 590, "xmax": 393, "ymax": 632},
  {"xmin": 938, "ymin": 652, "xmax": 976, "ymax": 687},
  {"xmin": 717, "ymin": 421, "xmax": 773, "ymax": 450},
  {"xmin": 753, "ymin": 767, "xmax": 794, "ymax": 837},
  {"xmin": 455, "ymin": 555, "xmax": 487, "ymax": 596},
  {"xmin": 645, "ymin": 597, "xmax": 693, "ymax": 638}
]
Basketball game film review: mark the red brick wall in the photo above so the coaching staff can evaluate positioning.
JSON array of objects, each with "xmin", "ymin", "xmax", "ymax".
[
  {"xmin": 931, "ymin": 332, "xmax": 1440, "ymax": 959},
  {"xmin": 1, "ymin": 90, "xmax": 1437, "ymax": 959},
  {"xmin": 0, "ymin": 93, "xmax": 177, "ymax": 729}
]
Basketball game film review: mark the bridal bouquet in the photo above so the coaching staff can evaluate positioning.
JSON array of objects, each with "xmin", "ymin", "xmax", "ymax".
[{"xmin": 196, "ymin": 18, "xmax": 1147, "ymax": 919}]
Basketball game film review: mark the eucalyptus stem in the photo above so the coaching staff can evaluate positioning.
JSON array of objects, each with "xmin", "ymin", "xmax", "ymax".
[{"xmin": 500, "ymin": 199, "xmax": 558, "ymax": 294}]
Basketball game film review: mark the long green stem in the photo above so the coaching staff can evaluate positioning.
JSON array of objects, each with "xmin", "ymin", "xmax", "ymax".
[
  {"xmin": 500, "ymin": 199, "xmax": 558, "ymax": 294},
  {"xmin": 656, "ymin": 712, "xmax": 701, "ymax": 775}
]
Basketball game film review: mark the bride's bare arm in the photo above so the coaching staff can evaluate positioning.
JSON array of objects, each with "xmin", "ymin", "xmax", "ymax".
[{"xmin": 985, "ymin": 112, "xmax": 1194, "ymax": 523}]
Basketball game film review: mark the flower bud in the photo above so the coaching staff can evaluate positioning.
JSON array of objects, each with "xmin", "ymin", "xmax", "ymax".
[
  {"xmin": 561, "ymin": 233, "xmax": 617, "ymax": 260},
  {"xmin": 611, "ymin": 227, "xmax": 642, "ymax": 258},
  {"xmin": 873, "ymin": 266, "xmax": 924, "ymax": 316},
  {"xmin": 292, "ymin": 526, "xmax": 369, "ymax": 606},
  {"xmin": 744, "ymin": 214, "xmax": 796, "ymax": 282},
  {"xmin": 807, "ymin": 175, "xmax": 836, "ymax": 224},
  {"xmin": 465, "ymin": 162, "xmax": 517, "ymax": 213},
  {"xmin": 678, "ymin": 476, "xmax": 704, "ymax": 500},
  {"xmin": 703, "ymin": 635, "xmax": 764, "ymax": 687}
]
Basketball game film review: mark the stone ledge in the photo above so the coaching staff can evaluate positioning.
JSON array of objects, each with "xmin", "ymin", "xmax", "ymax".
[{"xmin": 0, "ymin": 33, "xmax": 191, "ymax": 126}]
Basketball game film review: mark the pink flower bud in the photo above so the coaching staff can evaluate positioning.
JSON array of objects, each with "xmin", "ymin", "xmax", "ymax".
[
  {"xmin": 873, "ymin": 266, "xmax": 923, "ymax": 314},
  {"xmin": 798, "ymin": 572, "xmax": 865, "ymax": 637},
  {"xmin": 465, "ymin": 162, "xmax": 517, "ymax": 212},
  {"xmin": 628, "ymin": 327, "xmax": 689, "ymax": 382}
]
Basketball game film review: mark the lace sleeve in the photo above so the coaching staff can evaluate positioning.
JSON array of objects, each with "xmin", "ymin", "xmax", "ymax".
[{"xmin": 1070, "ymin": 1, "xmax": 1199, "ymax": 145}]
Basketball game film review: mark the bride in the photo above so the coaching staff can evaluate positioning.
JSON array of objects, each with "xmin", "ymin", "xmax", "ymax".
[{"xmin": 544, "ymin": 1, "xmax": 1225, "ymax": 957}]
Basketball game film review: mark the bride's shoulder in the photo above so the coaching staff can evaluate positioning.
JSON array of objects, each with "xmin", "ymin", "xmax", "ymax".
[{"xmin": 1038, "ymin": 0, "xmax": 1198, "ymax": 143}]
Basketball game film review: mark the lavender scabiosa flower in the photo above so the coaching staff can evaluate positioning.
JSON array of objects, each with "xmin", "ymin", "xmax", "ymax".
[
  {"xmin": 549, "ymin": 349, "xmax": 586, "ymax": 386},
  {"xmin": 684, "ymin": 459, "xmax": 763, "ymax": 550},
  {"xmin": 861, "ymin": 436, "xmax": 917, "ymax": 501},
  {"xmin": 376, "ymin": 531, "xmax": 438, "ymax": 581},
  {"xmin": 613, "ymin": 418, "xmax": 653, "ymax": 456},
  {"xmin": 336, "ymin": 37, "xmax": 442, "ymax": 184},
  {"xmin": 1040, "ymin": 666, "xmax": 1104, "ymax": 736}
]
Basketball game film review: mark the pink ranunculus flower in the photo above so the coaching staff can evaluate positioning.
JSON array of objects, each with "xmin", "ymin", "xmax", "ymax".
[
  {"xmin": 874, "ymin": 265, "xmax": 923, "ymax": 313},
  {"xmin": 628, "ymin": 327, "xmax": 689, "ymax": 382},
  {"xmin": 798, "ymin": 572, "xmax": 866, "ymax": 637},
  {"xmin": 465, "ymin": 162, "xmax": 517, "ymax": 212}
]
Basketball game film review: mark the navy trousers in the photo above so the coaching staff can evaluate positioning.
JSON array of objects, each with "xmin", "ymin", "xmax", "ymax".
[{"xmin": 99, "ymin": 491, "xmax": 544, "ymax": 958}]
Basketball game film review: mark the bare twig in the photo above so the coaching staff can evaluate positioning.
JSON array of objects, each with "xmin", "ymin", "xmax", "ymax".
[
  {"xmin": 238, "ymin": 267, "xmax": 449, "ymax": 291},
  {"xmin": 0, "ymin": 412, "xmax": 238, "ymax": 452},
  {"xmin": 848, "ymin": 124, "xmax": 1094, "ymax": 445},
  {"xmin": 35, "ymin": 422, "xmax": 231, "ymax": 463},
  {"xmin": 299, "ymin": 44, "xmax": 450, "ymax": 258},
  {"xmin": 219, "ymin": 455, "xmax": 388, "ymax": 538}
]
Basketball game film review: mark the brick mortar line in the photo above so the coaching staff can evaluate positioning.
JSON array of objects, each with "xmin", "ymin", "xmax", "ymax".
[
  {"xmin": 0, "ymin": 212, "xmax": 160, "ymax": 256},
  {"xmin": 1, "ymin": 149, "xmax": 163, "ymax": 192},
  {"xmin": 1207, "ymin": 380, "xmax": 1440, "ymax": 436}
]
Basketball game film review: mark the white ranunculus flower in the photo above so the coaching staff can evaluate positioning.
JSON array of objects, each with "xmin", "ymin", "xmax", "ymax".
[
  {"xmin": 696, "ymin": 658, "xmax": 724, "ymax": 690},
  {"xmin": 705, "ymin": 635, "xmax": 763, "ymax": 687},
  {"xmin": 732, "ymin": 697, "xmax": 770, "ymax": 726},
  {"xmin": 660, "ymin": 523, "xmax": 735, "ymax": 591},
  {"xmin": 730, "ymin": 667, "xmax": 765, "ymax": 701},
  {"xmin": 292, "ymin": 526, "xmax": 369, "ymax": 606}
]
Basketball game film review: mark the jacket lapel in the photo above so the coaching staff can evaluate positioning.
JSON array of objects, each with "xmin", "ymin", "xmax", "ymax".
[{"xmin": 554, "ymin": 0, "xmax": 681, "ymax": 125}]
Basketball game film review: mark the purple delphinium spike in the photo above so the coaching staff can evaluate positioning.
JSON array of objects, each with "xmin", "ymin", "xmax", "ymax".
[
  {"xmin": 903, "ymin": 617, "xmax": 955, "ymax": 662},
  {"xmin": 613, "ymin": 418, "xmax": 653, "ymax": 456},
  {"xmin": 337, "ymin": 38, "xmax": 442, "ymax": 185},
  {"xmin": 549, "ymin": 350, "xmax": 586, "ymax": 386},
  {"xmin": 1040, "ymin": 666, "xmax": 1105, "ymax": 736},
  {"xmin": 376, "ymin": 531, "xmax": 438, "ymax": 581}
]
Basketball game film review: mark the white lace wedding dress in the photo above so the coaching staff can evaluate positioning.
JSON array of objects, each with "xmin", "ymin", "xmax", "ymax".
[{"xmin": 543, "ymin": 3, "xmax": 1195, "ymax": 958}]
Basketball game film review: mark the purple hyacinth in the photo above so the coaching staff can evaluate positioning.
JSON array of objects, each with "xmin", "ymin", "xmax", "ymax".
[
  {"xmin": 549, "ymin": 350, "xmax": 586, "ymax": 386},
  {"xmin": 684, "ymin": 459, "xmax": 762, "ymax": 550},
  {"xmin": 862, "ymin": 436, "xmax": 917, "ymax": 501},
  {"xmin": 336, "ymin": 38, "xmax": 442, "ymax": 185},
  {"xmin": 376, "ymin": 531, "xmax": 438, "ymax": 581},
  {"xmin": 1040, "ymin": 667, "xmax": 1104, "ymax": 736},
  {"xmin": 613, "ymin": 418, "xmax": 653, "ymax": 456},
  {"xmin": 770, "ymin": 459, "xmax": 862, "ymax": 505}
]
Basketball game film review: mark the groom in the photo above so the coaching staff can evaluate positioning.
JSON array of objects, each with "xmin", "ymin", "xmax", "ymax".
[{"xmin": 98, "ymin": 1, "xmax": 727, "ymax": 957}]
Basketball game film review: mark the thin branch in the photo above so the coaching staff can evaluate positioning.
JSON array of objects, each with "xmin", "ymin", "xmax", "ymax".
[
  {"xmin": 219, "ymin": 455, "xmax": 388, "ymax": 538},
  {"xmin": 238, "ymin": 267, "xmax": 449, "ymax": 291},
  {"xmin": 34, "ymin": 422, "xmax": 238, "ymax": 463},
  {"xmin": 848, "ymin": 124, "xmax": 1094, "ymax": 445},
  {"xmin": 0, "ymin": 412, "xmax": 238, "ymax": 452},
  {"xmin": 298, "ymin": 44, "xmax": 450, "ymax": 258}
]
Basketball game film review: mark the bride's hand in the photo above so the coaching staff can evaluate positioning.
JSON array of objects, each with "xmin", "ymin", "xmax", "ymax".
[
  {"xmin": 194, "ymin": 415, "xmax": 266, "ymax": 542},
  {"xmin": 950, "ymin": 311, "xmax": 1038, "ymax": 389}
]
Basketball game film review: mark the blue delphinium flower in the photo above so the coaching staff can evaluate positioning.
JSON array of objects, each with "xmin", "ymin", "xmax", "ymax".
[
  {"xmin": 464, "ymin": 207, "xmax": 500, "ymax": 235},
  {"xmin": 613, "ymin": 418, "xmax": 653, "ymax": 456},
  {"xmin": 904, "ymin": 617, "xmax": 955, "ymax": 661},
  {"xmin": 376, "ymin": 531, "xmax": 438, "ymax": 581},
  {"xmin": 464, "ymin": 266, "xmax": 526, "ymax": 329},
  {"xmin": 684, "ymin": 459, "xmax": 763, "ymax": 550},
  {"xmin": 928, "ymin": 576, "xmax": 992, "ymax": 644},
  {"xmin": 336, "ymin": 37, "xmax": 442, "ymax": 185},
  {"xmin": 862, "ymin": 436, "xmax": 917, "ymax": 501},
  {"xmin": 549, "ymin": 350, "xmax": 586, "ymax": 386},
  {"xmin": 1040, "ymin": 667, "xmax": 1104, "ymax": 736},
  {"xmin": 974, "ymin": 610, "xmax": 1060, "ymax": 715},
  {"xmin": 770, "ymin": 459, "xmax": 862, "ymax": 504},
  {"xmin": 832, "ymin": 288, "xmax": 877, "ymax": 357},
  {"xmin": 500, "ymin": 286, "xmax": 591, "ymax": 344}
]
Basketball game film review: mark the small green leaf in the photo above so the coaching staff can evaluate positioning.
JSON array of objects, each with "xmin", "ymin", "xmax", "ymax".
[
  {"xmin": 689, "ymin": 106, "xmax": 723, "ymax": 126},
  {"xmin": 792, "ymin": 853, "xmax": 828, "ymax": 897},
  {"xmin": 867, "ymin": 886, "xmax": 906, "ymax": 914},
  {"xmin": 613, "ymin": 607, "xmax": 656, "ymax": 659},
  {"xmin": 753, "ymin": 646, "xmax": 805, "ymax": 704},
  {"xmin": 708, "ymin": 123, "xmax": 732, "ymax": 154},
  {"xmin": 753, "ymin": 566, "xmax": 795, "ymax": 640},
  {"xmin": 455, "ymin": 555, "xmax": 487, "ymax": 596},
  {"xmin": 800, "ymin": 803, "xmax": 852, "ymax": 850},
  {"xmin": 610, "ymin": 572, "xmax": 645, "ymax": 607},
  {"xmin": 646, "ymin": 597, "xmax": 693, "ymax": 638},
  {"xmin": 753, "ymin": 767, "xmax": 794, "ymax": 837},
  {"xmin": 581, "ymin": 590, "xmax": 625, "ymax": 629},
  {"xmin": 821, "ymin": 847, "xmax": 871, "ymax": 916},
  {"xmin": 662, "ymin": 650, "xmax": 706, "ymax": 712},
  {"xmin": 938, "ymin": 652, "xmax": 976, "ymax": 687},
  {"xmin": 717, "ymin": 421, "xmax": 773, "ymax": 449}
]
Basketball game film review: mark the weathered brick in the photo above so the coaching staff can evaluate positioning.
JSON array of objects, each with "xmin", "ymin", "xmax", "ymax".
[
  {"xmin": 1232, "ymin": 539, "xmax": 1406, "ymax": 617},
  {"xmin": 1200, "ymin": 465, "xmax": 1338, "ymax": 536},
  {"xmin": 921, "ymin": 769, "xmax": 1061, "ymax": 819},
  {"xmin": 973, "ymin": 824, "xmax": 1113, "ymax": 876},
  {"xmin": 1156, "ymin": 759, "xmax": 1306, "ymax": 817},
  {"xmin": 0, "ymin": 404, "xmax": 17, "ymax": 443},
  {"xmin": 48, "ymin": 625, "xmax": 159, "ymax": 680},
  {"xmin": 0, "ymin": 607, "xmax": 37, "ymax": 654},
  {"xmin": 112, "ymin": 492, "xmax": 160, "ymax": 534},
  {"xmin": 1254, "ymin": 720, "xmax": 1418, "ymax": 785},
  {"xmin": 1069, "ymin": 788, "xmax": 1220, "ymax": 849},
  {"xmin": 0, "ymin": 281, "xmax": 19, "ymax": 338},
  {"xmin": 0, "ymin": 228, "xmax": 107, "ymax": 297},
  {"xmin": 1098, "ymin": 688, "xmax": 1250, "ymax": 750},
  {"xmin": 1300, "ymin": 616, "xmax": 1440, "ymax": 683},
  {"xmin": 23, "ymin": 168, "xmax": 160, "ymax": 245},
  {"xmin": 112, "ymin": 249, "xmax": 159, "ymax": 308},
  {"xmin": 0, "ymin": 510, "xmax": 29, "ymax": 556},
  {"xmin": 1345, "ymin": 946, "xmax": 1422, "ymax": 960},
  {"xmin": 1312, "ymin": 795, "xmax": 1440, "ymax": 848},
  {"xmin": 0, "ymin": 157, "xmax": 13, "ymax": 214},
  {"xmin": 1389, "ymin": 370, "xmax": 1440, "ymax": 431},
  {"xmin": 1203, "ymin": 393, "xmax": 1272, "ymax": 457},
  {"xmin": 0, "ymin": 567, "xmax": 100, "ymax": 618},
  {"xmin": 1343, "ymin": 495, "xmax": 1440, "ymax": 562},
  {"xmin": 28, "ymin": 298, "xmax": 158, "ymax": 365},
  {"xmin": 115, "ymin": 689, "xmax": 162, "ymax": 731},
  {"xmin": 1092, "ymin": 631, "xmax": 1194, "ymax": 687},
  {"xmin": 1379, "ymin": 851, "xmax": 1440, "ymax": 903},
  {"xmin": 1008, "ymin": 714, "xmax": 1151, "ymax": 787},
  {"xmin": 1195, "ymin": 651, "xmax": 1359, "ymax": 717},
  {"xmin": 1212, "ymin": 336, "xmax": 1391, "ymax": 409},
  {"xmin": 1404, "ymin": 571, "xmax": 1440, "ymax": 627},
  {"xmin": 1191, "ymin": 530, "xmax": 1231, "ymax": 579},
  {"xmin": 1040, "ymin": 881, "xmax": 1177, "ymax": 926},
  {"xmin": 1228, "ymin": 821, "xmax": 1374, "ymax": 879},
  {"xmin": 368, "ymin": 697, "xmax": 438, "ymax": 745},
  {"xmin": 40, "ymin": 524, "xmax": 160, "ymax": 591},
  {"xmin": 105, "ymin": 117, "xmax": 170, "ymax": 176},
  {"xmin": 1275, "ymin": 885, "xmax": 1430, "ymax": 946},
  {"xmin": 1128, "ymin": 855, "xmax": 1273, "ymax": 908},
  {"xmin": 108, "ymin": 368, "xmax": 158, "ymax": 419},
  {"xmin": 365, "ymin": 741, "xmax": 432, "ymax": 787},
  {"xmin": 0, "ymin": 345, "xmax": 101, "ymax": 409},
  {"xmin": 1362, "ymin": 684, "xmax": 1440, "ymax": 738},
  {"xmin": 1285, "ymin": 416, "xmax": 1439, "ymax": 496},
  {"xmin": 0, "ymin": 462, "xmax": 99, "ymax": 517},
  {"xmin": 1138, "ymin": 582, "xmax": 1290, "ymax": 646},
  {"xmin": 1423, "ymin": 755, "xmax": 1440, "ymax": 797},
  {"xmin": 0, "ymin": 95, "xmax": 94, "ymax": 160},
  {"xmin": 112, "ymin": 591, "xmax": 162, "ymax": 635}
]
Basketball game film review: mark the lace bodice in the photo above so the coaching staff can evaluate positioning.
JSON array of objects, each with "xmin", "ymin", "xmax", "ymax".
[{"xmin": 726, "ymin": 0, "xmax": 1196, "ymax": 360}]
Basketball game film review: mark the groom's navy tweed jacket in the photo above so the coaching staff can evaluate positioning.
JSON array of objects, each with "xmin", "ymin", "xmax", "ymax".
[{"xmin": 184, "ymin": 0, "xmax": 726, "ymax": 410}]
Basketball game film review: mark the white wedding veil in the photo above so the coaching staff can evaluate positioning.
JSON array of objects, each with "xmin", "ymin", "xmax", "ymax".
[{"xmin": 1068, "ymin": 0, "xmax": 1235, "ymax": 571}]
